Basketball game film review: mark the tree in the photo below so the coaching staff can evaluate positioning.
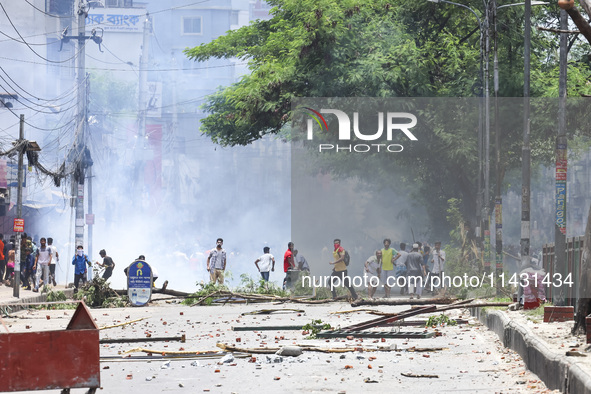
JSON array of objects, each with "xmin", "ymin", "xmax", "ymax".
[{"xmin": 185, "ymin": 0, "xmax": 591, "ymax": 239}]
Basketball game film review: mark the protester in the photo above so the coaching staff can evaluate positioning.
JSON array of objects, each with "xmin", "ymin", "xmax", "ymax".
[
  {"xmin": 394, "ymin": 242, "xmax": 408, "ymax": 295},
  {"xmin": 329, "ymin": 238, "xmax": 358, "ymax": 300},
  {"xmin": 72, "ymin": 245, "xmax": 91, "ymax": 293},
  {"xmin": 0, "ymin": 234, "xmax": 5, "ymax": 284},
  {"xmin": 380, "ymin": 239, "xmax": 398, "ymax": 298},
  {"xmin": 254, "ymin": 246, "xmax": 275, "ymax": 282},
  {"xmin": 47, "ymin": 237, "xmax": 59, "ymax": 286},
  {"xmin": 364, "ymin": 250, "xmax": 382, "ymax": 298},
  {"xmin": 294, "ymin": 249, "xmax": 310, "ymax": 273},
  {"xmin": 283, "ymin": 242, "xmax": 296, "ymax": 289},
  {"xmin": 5, "ymin": 246, "xmax": 15, "ymax": 286},
  {"xmin": 430, "ymin": 241, "xmax": 446, "ymax": 294},
  {"xmin": 22, "ymin": 247, "xmax": 34, "ymax": 291},
  {"xmin": 34, "ymin": 237, "xmax": 52, "ymax": 291},
  {"xmin": 406, "ymin": 243, "xmax": 426, "ymax": 299},
  {"xmin": 97, "ymin": 249, "xmax": 115, "ymax": 280},
  {"xmin": 207, "ymin": 238, "xmax": 226, "ymax": 285}
]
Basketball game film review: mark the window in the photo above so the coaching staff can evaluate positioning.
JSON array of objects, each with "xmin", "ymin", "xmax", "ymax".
[
  {"xmin": 105, "ymin": 0, "xmax": 133, "ymax": 7},
  {"xmin": 182, "ymin": 17, "xmax": 202, "ymax": 35}
]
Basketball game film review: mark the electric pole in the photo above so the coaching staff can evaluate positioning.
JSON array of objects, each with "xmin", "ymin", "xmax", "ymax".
[
  {"xmin": 13, "ymin": 115, "xmax": 24, "ymax": 298},
  {"xmin": 521, "ymin": 0, "xmax": 532, "ymax": 269},
  {"xmin": 554, "ymin": 10, "xmax": 568, "ymax": 306},
  {"xmin": 74, "ymin": 1, "xmax": 87, "ymax": 256}
]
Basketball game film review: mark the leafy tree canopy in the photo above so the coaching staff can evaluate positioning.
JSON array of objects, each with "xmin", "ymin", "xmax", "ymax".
[{"xmin": 185, "ymin": 0, "xmax": 591, "ymax": 239}]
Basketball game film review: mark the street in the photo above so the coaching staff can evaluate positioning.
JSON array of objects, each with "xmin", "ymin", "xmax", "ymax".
[{"xmin": 1, "ymin": 297, "xmax": 557, "ymax": 393}]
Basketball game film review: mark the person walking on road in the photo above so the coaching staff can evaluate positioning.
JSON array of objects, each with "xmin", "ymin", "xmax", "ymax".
[
  {"xmin": 329, "ymin": 238, "xmax": 358, "ymax": 300},
  {"xmin": 207, "ymin": 238, "xmax": 227, "ymax": 285},
  {"xmin": 406, "ymin": 243, "xmax": 426, "ymax": 299},
  {"xmin": 47, "ymin": 237, "xmax": 59, "ymax": 286},
  {"xmin": 97, "ymin": 249, "xmax": 115, "ymax": 280},
  {"xmin": 34, "ymin": 237, "xmax": 52, "ymax": 291},
  {"xmin": 254, "ymin": 246, "xmax": 275, "ymax": 282},
  {"xmin": 283, "ymin": 242, "xmax": 296, "ymax": 289},
  {"xmin": 364, "ymin": 250, "xmax": 382, "ymax": 299},
  {"xmin": 72, "ymin": 245, "xmax": 91, "ymax": 293},
  {"xmin": 430, "ymin": 241, "xmax": 446, "ymax": 294}
]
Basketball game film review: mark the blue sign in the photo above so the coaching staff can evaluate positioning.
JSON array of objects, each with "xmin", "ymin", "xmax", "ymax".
[{"xmin": 127, "ymin": 260, "xmax": 152, "ymax": 307}]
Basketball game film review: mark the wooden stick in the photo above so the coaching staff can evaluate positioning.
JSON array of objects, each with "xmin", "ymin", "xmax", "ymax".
[
  {"xmin": 99, "ymin": 317, "xmax": 147, "ymax": 330},
  {"xmin": 401, "ymin": 372, "xmax": 439, "ymax": 378}
]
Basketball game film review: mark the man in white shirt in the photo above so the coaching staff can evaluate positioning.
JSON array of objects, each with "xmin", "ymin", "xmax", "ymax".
[
  {"xmin": 364, "ymin": 250, "xmax": 382, "ymax": 298},
  {"xmin": 254, "ymin": 246, "xmax": 275, "ymax": 282},
  {"xmin": 33, "ymin": 237, "xmax": 52, "ymax": 292},
  {"xmin": 430, "ymin": 241, "xmax": 446, "ymax": 293}
]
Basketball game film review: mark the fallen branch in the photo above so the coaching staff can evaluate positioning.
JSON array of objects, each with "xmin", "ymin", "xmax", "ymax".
[
  {"xmin": 99, "ymin": 317, "xmax": 147, "ymax": 330},
  {"xmin": 351, "ymin": 297, "xmax": 457, "ymax": 307},
  {"xmin": 401, "ymin": 372, "xmax": 439, "ymax": 378},
  {"xmin": 241, "ymin": 308, "xmax": 305, "ymax": 315},
  {"xmin": 330, "ymin": 309, "xmax": 379, "ymax": 315},
  {"xmin": 217, "ymin": 343, "xmax": 445, "ymax": 354}
]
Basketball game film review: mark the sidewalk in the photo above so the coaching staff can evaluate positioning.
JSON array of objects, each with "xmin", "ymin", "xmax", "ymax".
[
  {"xmin": 0, "ymin": 283, "xmax": 74, "ymax": 315},
  {"xmin": 474, "ymin": 307, "xmax": 591, "ymax": 393}
]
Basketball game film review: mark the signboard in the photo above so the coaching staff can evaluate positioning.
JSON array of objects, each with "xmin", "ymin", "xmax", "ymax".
[
  {"xmin": 86, "ymin": 8, "xmax": 145, "ymax": 33},
  {"xmin": 127, "ymin": 260, "xmax": 152, "ymax": 306},
  {"xmin": 13, "ymin": 218, "xmax": 24, "ymax": 232},
  {"xmin": 85, "ymin": 213, "xmax": 95, "ymax": 225}
]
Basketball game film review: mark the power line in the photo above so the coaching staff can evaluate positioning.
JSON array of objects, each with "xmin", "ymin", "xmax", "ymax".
[
  {"xmin": 0, "ymin": 2, "xmax": 87, "ymax": 64},
  {"xmin": 0, "ymin": 54, "xmax": 245, "ymax": 72}
]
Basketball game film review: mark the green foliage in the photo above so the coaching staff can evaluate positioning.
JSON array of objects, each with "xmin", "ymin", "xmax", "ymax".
[
  {"xmin": 45, "ymin": 288, "xmax": 77, "ymax": 310},
  {"xmin": 89, "ymin": 72, "xmax": 136, "ymax": 114},
  {"xmin": 426, "ymin": 313, "xmax": 457, "ymax": 327},
  {"xmin": 302, "ymin": 319, "xmax": 332, "ymax": 339},
  {"xmin": 74, "ymin": 268, "xmax": 127, "ymax": 308},
  {"xmin": 236, "ymin": 273, "xmax": 289, "ymax": 297},
  {"xmin": 182, "ymin": 281, "xmax": 227, "ymax": 306}
]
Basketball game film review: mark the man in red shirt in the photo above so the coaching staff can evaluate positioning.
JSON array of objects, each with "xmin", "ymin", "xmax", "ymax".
[{"xmin": 283, "ymin": 242, "xmax": 296, "ymax": 289}]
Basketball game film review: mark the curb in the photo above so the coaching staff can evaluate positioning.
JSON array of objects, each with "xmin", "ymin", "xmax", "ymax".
[
  {"xmin": 473, "ymin": 307, "xmax": 591, "ymax": 394},
  {"xmin": 0, "ymin": 288, "xmax": 75, "ymax": 315}
]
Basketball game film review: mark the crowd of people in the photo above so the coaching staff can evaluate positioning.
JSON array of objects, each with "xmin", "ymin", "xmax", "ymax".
[
  {"xmin": 0, "ymin": 232, "xmax": 121, "ymax": 294},
  {"xmin": 203, "ymin": 237, "xmax": 445, "ymax": 300}
]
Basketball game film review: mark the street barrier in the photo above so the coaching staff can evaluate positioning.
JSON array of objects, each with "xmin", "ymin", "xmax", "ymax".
[{"xmin": 0, "ymin": 301, "xmax": 100, "ymax": 393}]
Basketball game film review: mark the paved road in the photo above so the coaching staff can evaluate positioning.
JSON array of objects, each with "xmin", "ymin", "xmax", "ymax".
[{"xmin": 1, "ymin": 297, "xmax": 556, "ymax": 393}]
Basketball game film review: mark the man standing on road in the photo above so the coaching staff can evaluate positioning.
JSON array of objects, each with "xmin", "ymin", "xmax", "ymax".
[
  {"xmin": 207, "ymin": 238, "xmax": 226, "ymax": 285},
  {"xmin": 394, "ymin": 242, "xmax": 409, "ymax": 295},
  {"xmin": 364, "ymin": 250, "xmax": 382, "ymax": 298},
  {"xmin": 406, "ymin": 243, "xmax": 426, "ymax": 299},
  {"xmin": 430, "ymin": 241, "xmax": 446, "ymax": 294},
  {"xmin": 34, "ymin": 237, "xmax": 52, "ymax": 292},
  {"xmin": 47, "ymin": 237, "xmax": 59, "ymax": 286},
  {"xmin": 254, "ymin": 246, "xmax": 275, "ymax": 282},
  {"xmin": 283, "ymin": 242, "xmax": 296, "ymax": 289},
  {"xmin": 380, "ymin": 239, "xmax": 398, "ymax": 298},
  {"xmin": 97, "ymin": 249, "xmax": 115, "ymax": 280},
  {"xmin": 72, "ymin": 245, "xmax": 91, "ymax": 293},
  {"xmin": 329, "ymin": 239, "xmax": 358, "ymax": 300}
]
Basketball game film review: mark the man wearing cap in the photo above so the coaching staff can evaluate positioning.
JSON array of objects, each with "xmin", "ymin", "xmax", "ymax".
[
  {"xmin": 97, "ymin": 249, "xmax": 115, "ymax": 280},
  {"xmin": 254, "ymin": 246, "xmax": 275, "ymax": 282},
  {"xmin": 406, "ymin": 243, "xmax": 426, "ymax": 299}
]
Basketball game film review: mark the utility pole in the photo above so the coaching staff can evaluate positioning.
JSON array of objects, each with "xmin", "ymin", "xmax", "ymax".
[
  {"xmin": 521, "ymin": 0, "xmax": 532, "ymax": 270},
  {"xmin": 74, "ymin": 1, "xmax": 87, "ymax": 255},
  {"xmin": 137, "ymin": 14, "xmax": 152, "ymax": 191},
  {"xmin": 492, "ymin": 0, "xmax": 503, "ymax": 295},
  {"xmin": 13, "ymin": 115, "xmax": 24, "ymax": 298},
  {"xmin": 483, "ymin": 1, "xmax": 492, "ymax": 275},
  {"xmin": 554, "ymin": 10, "xmax": 568, "ymax": 306}
]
